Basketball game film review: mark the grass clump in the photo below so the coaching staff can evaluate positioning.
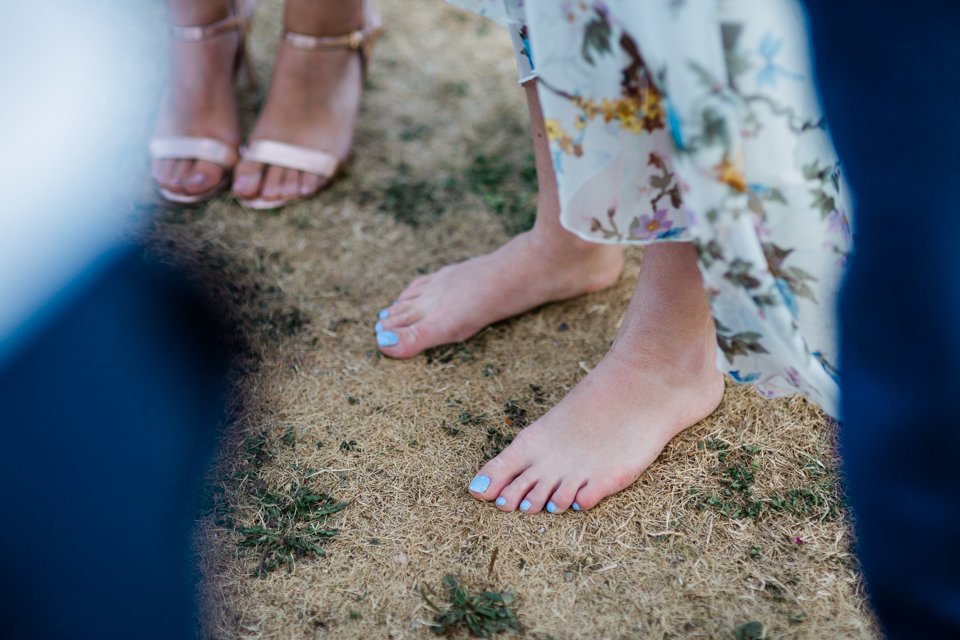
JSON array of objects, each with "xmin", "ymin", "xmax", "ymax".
[
  {"xmin": 465, "ymin": 154, "xmax": 537, "ymax": 235},
  {"xmin": 423, "ymin": 575, "xmax": 521, "ymax": 638},
  {"xmin": 238, "ymin": 482, "xmax": 348, "ymax": 578},
  {"xmin": 696, "ymin": 439, "xmax": 841, "ymax": 522}
]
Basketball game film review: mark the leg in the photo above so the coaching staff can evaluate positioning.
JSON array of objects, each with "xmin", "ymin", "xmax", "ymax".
[
  {"xmin": 806, "ymin": 1, "xmax": 960, "ymax": 636},
  {"xmin": 232, "ymin": 0, "xmax": 365, "ymax": 203},
  {"xmin": 468, "ymin": 242, "xmax": 724, "ymax": 513},
  {"xmin": 376, "ymin": 81, "xmax": 624, "ymax": 358},
  {"xmin": 152, "ymin": 0, "xmax": 241, "ymax": 198}
]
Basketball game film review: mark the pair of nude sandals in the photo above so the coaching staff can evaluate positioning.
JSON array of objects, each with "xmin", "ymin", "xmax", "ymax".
[{"xmin": 149, "ymin": 0, "xmax": 382, "ymax": 209}]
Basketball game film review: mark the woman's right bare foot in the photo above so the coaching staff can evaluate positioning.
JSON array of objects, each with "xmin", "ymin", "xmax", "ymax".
[
  {"xmin": 375, "ymin": 229, "xmax": 623, "ymax": 358},
  {"xmin": 152, "ymin": 0, "xmax": 242, "ymax": 199}
]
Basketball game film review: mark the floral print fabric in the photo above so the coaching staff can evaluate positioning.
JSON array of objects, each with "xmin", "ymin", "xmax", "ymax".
[{"xmin": 449, "ymin": 0, "xmax": 852, "ymax": 417}]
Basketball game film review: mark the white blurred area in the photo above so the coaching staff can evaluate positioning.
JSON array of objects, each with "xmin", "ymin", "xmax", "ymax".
[{"xmin": 0, "ymin": 1, "xmax": 165, "ymax": 355}]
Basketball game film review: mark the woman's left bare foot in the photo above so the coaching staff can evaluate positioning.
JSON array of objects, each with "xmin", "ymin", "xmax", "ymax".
[{"xmin": 466, "ymin": 243, "xmax": 723, "ymax": 513}]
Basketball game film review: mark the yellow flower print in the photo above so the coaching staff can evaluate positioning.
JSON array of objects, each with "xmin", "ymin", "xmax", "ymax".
[
  {"xmin": 715, "ymin": 151, "xmax": 748, "ymax": 193},
  {"xmin": 544, "ymin": 118, "xmax": 565, "ymax": 141}
]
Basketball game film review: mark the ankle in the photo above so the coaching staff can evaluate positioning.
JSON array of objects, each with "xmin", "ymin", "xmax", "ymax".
[
  {"xmin": 284, "ymin": 0, "xmax": 363, "ymax": 36},
  {"xmin": 167, "ymin": 0, "xmax": 231, "ymax": 27}
]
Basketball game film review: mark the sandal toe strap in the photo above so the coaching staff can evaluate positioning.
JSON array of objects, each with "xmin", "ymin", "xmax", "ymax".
[
  {"xmin": 242, "ymin": 140, "xmax": 339, "ymax": 177},
  {"xmin": 149, "ymin": 136, "xmax": 239, "ymax": 168}
]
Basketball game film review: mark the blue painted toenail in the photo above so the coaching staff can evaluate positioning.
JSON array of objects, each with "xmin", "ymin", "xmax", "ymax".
[
  {"xmin": 377, "ymin": 331, "xmax": 398, "ymax": 348},
  {"xmin": 375, "ymin": 321, "xmax": 384, "ymax": 332},
  {"xmin": 546, "ymin": 501, "xmax": 559, "ymax": 514},
  {"xmin": 572, "ymin": 502, "xmax": 581, "ymax": 511},
  {"xmin": 495, "ymin": 497, "xmax": 507, "ymax": 507},
  {"xmin": 378, "ymin": 309, "xmax": 390, "ymax": 320},
  {"xmin": 520, "ymin": 499, "xmax": 532, "ymax": 512},
  {"xmin": 469, "ymin": 475, "xmax": 490, "ymax": 493}
]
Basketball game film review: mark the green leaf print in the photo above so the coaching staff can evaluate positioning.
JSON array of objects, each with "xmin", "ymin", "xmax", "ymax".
[
  {"xmin": 724, "ymin": 258, "xmax": 763, "ymax": 290},
  {"xmin": 582, "ymin": 10, "xmax": 613, "ymax": 65}
]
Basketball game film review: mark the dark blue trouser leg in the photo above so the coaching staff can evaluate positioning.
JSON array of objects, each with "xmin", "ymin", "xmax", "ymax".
[
  {"xmin": 805, "ymin": 2, "xmax": 960, "ymax": 636},
  {"xmin": 0, "ymin": 249, "xmax": 228, "ymax": 640}
]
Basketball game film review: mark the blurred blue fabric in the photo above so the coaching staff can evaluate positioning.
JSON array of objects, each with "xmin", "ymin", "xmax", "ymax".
[
  {"xmin": 0, "ymin": 249, "xmax": 228, "ymax": 639},
  {"xmin": 806, "ymin": 1, "xmax": 960, "ymax": 636}
]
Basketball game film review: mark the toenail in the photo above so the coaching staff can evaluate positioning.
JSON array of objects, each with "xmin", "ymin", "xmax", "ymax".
[
  {"xmin": 495, "ymin": 497, "xmax": 507, "ymax": 507},
  {"xmin": 234, "ymin": 176, "xmax": 249, "ymax": 190},
  {"xmin": 520, "ymin": 499, "xmax": 532, "ymax": 512},
  {"xmin": 378, "ymin": 309, "xmax": 390, "ymax": 320},
  {"xmin": 187, "ymin": 172, "xmax": 207, "ymax": 186},
  {"xmin": 377, "ymin": 331, "xmax": 398, "ymax": 348},
  {"xmin": 546, "ymin": 501, "xmax": 559, "ymax": 514},
  {"xmin": 571, "ymin": 502, "xmax": 581, "ymax": 512},
  {"xmin": 468, "ymin": 475, "xmax": 491, "ymax": 493},
  {"xmin": 375, "ymin": 321, "xmax": 384, "ymax": 332}
]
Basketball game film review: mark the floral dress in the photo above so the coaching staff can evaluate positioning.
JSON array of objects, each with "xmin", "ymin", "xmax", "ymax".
[{"xmin": 449, "ymin": 0, "xmax": 852, "ymax": 418}]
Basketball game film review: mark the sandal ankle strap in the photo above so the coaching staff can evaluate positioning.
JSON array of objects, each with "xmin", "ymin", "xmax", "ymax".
[
  {"xmin": 170, "ymin": 0, "xmax": 255, "ymax": 42},
  {"xmin": 283, "ymin": 20, "xmax": 383, "ymax": 52}
]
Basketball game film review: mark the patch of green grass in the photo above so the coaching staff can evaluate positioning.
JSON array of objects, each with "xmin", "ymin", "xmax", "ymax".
[
  {"xmin": 464, "ymin": 154, "xmax": 537, "ymax": 235},
  {"xmin": 400, "ymin": 123, "xmax": 433, "ymax": 142},
  {"xmin": 422, "ymin": 575, "xmax": 521, "ymax": 638},
  {"xmin": 379, "ymin": 171, "xmax": 459, "ymax": 227},
  {"xmin": 238, "ymin": 483, "xmax": 348, "ymax": 578},
  {"xmin": 502, "ymin": 400, "xmax": 528, "ymax": 429},
  {"xmin": 696, "ymin": 440, "xmax": 841, "ymax": 522},
  {"xmin": 484, "ymin": 427, "xmax": 515, "ymax": 458}
]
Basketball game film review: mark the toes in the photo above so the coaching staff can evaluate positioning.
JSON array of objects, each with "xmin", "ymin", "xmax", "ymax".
[
  {"xmin": 260, "ymin": 165, "xmax": 285, "ymax": 201},
  {"xmin": 517, "ymin": 477, "xmax": 560, "ymax": 515},
  {"xmin": 486, "ymin": 468, "xmax": 538, "ymax": 511},
  {"xmin": 281, "ymin": 168, "xmax": 301, "ymax": 201},
  {"xmin": 570, "ymin": 482, "xmax": 606, "ymax": 512},
  {"xmin": 167, "ymin": 159, "xmax": 193, "ymax": 192},
  {"xmin": 181, "ymin": 160, "xmax": 224, "ymax": 196},
  {"xmin": 399, "ymin": 275, "xmax": 432, "ymax": 300},
  {"xmin": 300, "ymin": 172, "xmax": 324, "ymax": 197},
  {"xmin": 545, "ymin": 479, "xmax": 585, "ymax": 514},
  {"xmin": 376, "ymin": 301, "xmax": 422, "ymax": 331},
  {"xmin": 233, "ymin": 161, "xmax": 265, "ymax": 198}
]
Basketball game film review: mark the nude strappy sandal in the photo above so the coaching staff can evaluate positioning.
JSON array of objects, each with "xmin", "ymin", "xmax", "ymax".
[
  {"xmin": 237, "ymin": 0, "xmax": 383, "ymax": 211},
  {"xmin": 149, "ymin": 0, "xmax": 257, "ymax": 204}
]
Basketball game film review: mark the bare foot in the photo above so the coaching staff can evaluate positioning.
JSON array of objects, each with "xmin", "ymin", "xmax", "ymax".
[
  {"xmin": 232, "ymin": 0, "xmax": 365, "ymax": 204},
  {"xmin": 152, "ymin": 0, "xmax": 242, "ymax": 198},
  {"xmin": 374, "ymin": 230, "xmax": 623, "ymax": 358},
  {"xmin": 466, "ymin": 243, "xmax": 724, "ymax": 513}
]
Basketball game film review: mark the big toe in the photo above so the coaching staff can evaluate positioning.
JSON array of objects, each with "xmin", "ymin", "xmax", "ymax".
[
  {"xmin": 181, "ymin": 160, "xmax": 225, "ymax": 196},
  {"xmin": 232, "ymin": 161, "xmax": 265, "ymax": 198},
  {"xmin": 376, "ymin": 318, "xmax": 450, "ymax": 359},
  {"xmin": 467, "ymin": 436, "xmax": 536, "ymax": 506}
]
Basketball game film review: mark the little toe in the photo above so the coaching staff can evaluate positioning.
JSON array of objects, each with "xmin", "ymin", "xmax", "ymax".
[
  {"xmin": 399, "ymin": 275, "xmax": 433, "ymax": 299},
  {"xmin": 233, "ymin": 161, "xmax": 265, "ymax": 198},
  {"xmin": 260, "ymin": 165, "xmax": 286, "ymax": 201},
  {"xmin": 571, "ymin": 483, "xmax": 606, "ymax": 512},
  {"xmin": 300, "ymin": 172, "xmax": 324, "ymax": 197},
  {"xmin": 181, "ymin": 160, "xmax": 224, "ymax": 196}
]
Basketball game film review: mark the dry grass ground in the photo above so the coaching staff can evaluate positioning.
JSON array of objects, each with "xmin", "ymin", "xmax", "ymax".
[{"xmin": 139, "ymin": 1, "xmax": 878, "ymax": 637}]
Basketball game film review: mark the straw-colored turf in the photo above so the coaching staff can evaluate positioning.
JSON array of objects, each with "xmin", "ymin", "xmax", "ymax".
[{"xmin": 141, "ymin": 1, "xmax": 878, "ymax": 637}]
